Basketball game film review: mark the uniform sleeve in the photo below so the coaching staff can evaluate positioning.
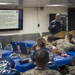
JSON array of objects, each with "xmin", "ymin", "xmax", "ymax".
[
  {"xmin": 48, "ymin": 21, "xmax": 55, "ymax": 31},
  {"xmin": 56, "ymin": 44, "xmax": 65, "ymax": 54},
  {"xmin": 55, "ymin": 40, "xmax": 65, "ymax": 54},
  {"xmin": 30, "ymin": 51, "xmax": 36, "ymax": 62},
  {"xmin": 60, "ymin": 21, "xmax": 66, "ymax": 31},
  {"xmin": 66, "ymin": 43, "xmax": 75, "ymax": 51}
]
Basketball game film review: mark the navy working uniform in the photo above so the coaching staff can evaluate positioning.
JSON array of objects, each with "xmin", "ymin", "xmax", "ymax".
[
  {"xmin": 30, "ymin": 48, "xmax": 54, "ymax": 62},
  {"xmin": 48, "ymin": 20, "xmax": 65, "ymax": 34}
]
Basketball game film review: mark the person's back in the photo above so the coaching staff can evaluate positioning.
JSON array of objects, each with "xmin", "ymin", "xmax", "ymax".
[
  {"xmin": 23, "ymin": 49, "xmax": 61, "ymax": 75},
  {"xmin": 54, "ymin": 39, "xmax": 75, "ymax": 54},
  {"xmin": 23, "ymin": 67, "xmax": 61, "ymax": 75}
]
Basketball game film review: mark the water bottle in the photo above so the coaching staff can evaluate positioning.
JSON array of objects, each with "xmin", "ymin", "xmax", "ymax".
[{"xmin": 52, "ymin": 46, "xmax": 56, "ymax": 56}]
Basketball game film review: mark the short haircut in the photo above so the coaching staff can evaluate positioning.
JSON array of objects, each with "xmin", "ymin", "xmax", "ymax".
[
  {"xmin": 37, "ymin": 38, "xmax": 46, "ymax": 48},
  {"xmin": 66, "ymin": 33, "xmax": 73, "ymax": 41},
  {"xmin": 47, "ymin": 35, "xmax": 54, "ymax": 42},
  {"xmin": 56, "ymin": 13, "xmax": 61, "ymax": 16},
  {"xmin": 35, "ymin": 49, "xmax": 49, "ymax": 67}
]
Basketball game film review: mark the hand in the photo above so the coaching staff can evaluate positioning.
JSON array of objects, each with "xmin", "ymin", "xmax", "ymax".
[
  {"xmin": 52, "ymin": 25, "xmax": 56, "ymax": 28},
  {"xmin": 61, "ymin": 53, "xmax": 69, "ymax": 57}
]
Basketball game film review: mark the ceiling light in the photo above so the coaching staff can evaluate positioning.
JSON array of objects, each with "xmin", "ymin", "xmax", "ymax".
[
  {"xmin": 47, "ymin": 4, "xmax": 65, "ymax": 7},
  {"xmin": 0, "ymin": 3, "xmax": 18, "ymax": 5},
  {"xmin": 0, "ymin": 3, "xmax": 12, "ymax": 5}
]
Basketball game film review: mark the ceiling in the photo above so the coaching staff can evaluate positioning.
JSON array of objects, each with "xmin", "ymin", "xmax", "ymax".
[{"xmin": 0, "ymin": 0, "xmax": 75, "ymax": 8}]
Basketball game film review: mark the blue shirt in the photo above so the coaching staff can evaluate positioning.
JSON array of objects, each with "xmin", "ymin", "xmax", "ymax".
[
  {"xmin": 30, "ymin": 48, "xmax": 54, "ymax": 62},
  {"xmin": 48, "ymin": 20, "xmax": 65, "ymax": 34}
]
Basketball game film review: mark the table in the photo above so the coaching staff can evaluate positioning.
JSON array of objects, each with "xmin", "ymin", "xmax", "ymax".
[
  {"xmin": 0, "ymin": 50, "xmax": 13, "ymax": 58},
  {"xmin": 13, "ymin": 55, "xmax": 74, "ymax": 72},
  {"xmin": 66, "ymin": 51, "xmax": 75, "ymax": 56},
  {"xmin": 54, "ymin": 55, "xmax": 73, "ymax": 66},
  {"xmin": 13, "ymin": 59, "xmax": 35, "ymax": 72},
  {"xmin": 24, "ymin": 40, "xmax": 37, "ymax": 48}
]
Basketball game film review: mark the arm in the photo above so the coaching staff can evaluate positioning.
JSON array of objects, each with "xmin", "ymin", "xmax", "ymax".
[
  {"xmin": 60, "ymin": 21, "xmax": 66, "ymax": 31},
  {"xmin": 29, "ymin": 51, "xmax": 36, "ymax": 64},
  {"xmin": 48, "ymin": 21, "xmax": 56, "ymax": 31},
  {"xmin": 29, "ymin": 58, "xmax": 34, "ymax": 64}
]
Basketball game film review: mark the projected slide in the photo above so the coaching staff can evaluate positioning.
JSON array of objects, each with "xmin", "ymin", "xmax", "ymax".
[{"xmin": 0, "ymin": 10, "xmax": 18, "ymax": 29}]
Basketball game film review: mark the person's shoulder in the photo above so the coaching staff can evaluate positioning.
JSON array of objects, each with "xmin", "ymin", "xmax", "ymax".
[
  {"xmin": 56, "ymin": 39, "xmax": 64, "ymax": 43},
  {"xmin": 46, "ymin": 42, "xmax": 52, "ymax": 49},
  {"xmin": 47, "ymin": 69, "xmax": 61, "ymax": 75},
  {"xmin": 23, "ymin": 67, "xmax": 61, "ymax": 75},
  {"xmin": 51, "ymin": 20, "xmax": 56, "ymax": 23},
  {"xmin": 44, "ymin": 48, "xmax": 52, "ymax": 51},
  {"xmin": 23, "ymin": 69, "xmax": 35, "ymax": 75}
]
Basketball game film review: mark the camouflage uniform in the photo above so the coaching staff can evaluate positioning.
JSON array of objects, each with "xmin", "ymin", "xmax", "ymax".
[
  {"xmin": 54, "ymin": 39, "xmax": 75, "ymax": 54},
  {"xmin": 46, "ymin": 42, "xmax": 53, "ymax": 49},
  {"xmin": 68, "ymin": 66, "xmax": 75, "ymax": 75},
  {"xmin": 23, "ymin": 67, "xmax": 61, "ymax": 75}
]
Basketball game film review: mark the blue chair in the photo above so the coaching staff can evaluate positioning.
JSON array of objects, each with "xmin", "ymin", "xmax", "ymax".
[
  {"xmin": 2, "ymin": 69, "xmax": 20, "ymax": 75},
  {"xmin": 19, "ymin": 42, "xmax": 28, "ymax": 54},
  {"xmin": 47, "ymin": 62, "xmax": 59, "ymax": 71},
  {"xmin": 4, "ymin": 44, "xmax": 13, "ymax": 51},
  {"xmin": 10, "ymin": 41, "xmax": 18, "ymax": 52}
]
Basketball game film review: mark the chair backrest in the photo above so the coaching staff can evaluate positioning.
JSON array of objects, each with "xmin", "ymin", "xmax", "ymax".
[
  {"xmin": 2, "ymin": 69, "xmax": 20, "ymax": 75},
  {"xmin": 47, "ymin": 62, "xmax": 59, "ymax": 71},
  {"xmin": 0, "ymin": 42, "xmax": 2, "ymax": 49},
  {"xmin": 20, "ymin": 42, "xmax": 27, "ymax": 54},
  {"xmin": 10, "ymin": 41, "xmax": 18, "ymax": 52},
  {"xmin": 4, "ymin": 44, "xmax": 13, "ymax": 51}
]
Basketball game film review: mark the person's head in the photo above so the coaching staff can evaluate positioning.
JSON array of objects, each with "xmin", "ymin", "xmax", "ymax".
[
  {"xmin": 37, "ymin": 38, "xmax": 46, "ymax": 48},
  {"xmin": 47, "ymin": 35, "xmax": 54, "ymax": 43},
  {"xmin": 55, "ymin": 13, "xmax": 61, "ymax": 22},
  {"xmin": 35, "ymin": 49, "xmax": 49, "ymax": 67},
  {"xmin": 65, "ymin": 33, "xmax": 73, "ymax": 41}
]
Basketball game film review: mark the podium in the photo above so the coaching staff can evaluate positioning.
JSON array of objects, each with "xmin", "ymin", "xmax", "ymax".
[
  {"xmin": 54, "ymin": 30, "xmax": 75, "ymax": 39},
  {"xmin": 54, "ymin": 31, "xmax": 65, "ymax": 39}
]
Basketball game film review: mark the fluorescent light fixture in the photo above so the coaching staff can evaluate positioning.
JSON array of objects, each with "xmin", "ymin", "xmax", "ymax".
[
  {"xmin": 47, "ymin": 4, "xmax": 65, "ymax": 7},
  {"xmin": 0, "ymin": 3, "xmax": 12, "ymax": 5},
  {"xmin": 0, "ymin": 2, "xmax": 18, "ymax": 5}
]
